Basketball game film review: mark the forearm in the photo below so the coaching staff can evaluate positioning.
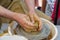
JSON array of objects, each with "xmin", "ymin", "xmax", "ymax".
[
  {"xmin": 25, "ymin": 0, "xmax": 35, "ymax": 12},
  {"xmin": 0, "ymin": 6, "xmax": 18, "ymax": 20}
]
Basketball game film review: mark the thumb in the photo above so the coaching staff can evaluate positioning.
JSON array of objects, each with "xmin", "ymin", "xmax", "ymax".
[
  {"xmin": 29, "ymin": 15, "xmax": 34, "ymax": 23},
  {"xmin": 23, "ymin": 17, "xmax": 34, "ymax": 27}
]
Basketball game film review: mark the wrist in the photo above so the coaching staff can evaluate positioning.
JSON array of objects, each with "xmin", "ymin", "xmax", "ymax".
[
  {"xmin": 12, "ymin": 13, "xmax": 19, "ymax": 21},
  {"xmin": 13, "ymin": 13, "xmax": 23, "ymax": 22},
  {"xmin": 29, "ymin": 10, "xmax": 35, "ymax": 14}
]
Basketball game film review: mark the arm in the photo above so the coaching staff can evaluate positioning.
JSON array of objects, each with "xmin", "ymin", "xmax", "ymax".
[
  {"xmin": 0, "ymin": 6, "xmax": 36, "ymax": 31},
  {"xmin": 24, "ymin": 0, "xmax": 35, "ymax": 12},
  {"xmin": 24, "ymin": 0, "xmax": 42, "ymax": 31},
  {"xmin": 0, "ymin": 6, "xmax": 27, "ymax": 25},
  {"xmin": 0, "ymin": 6, "xmax": 17, "ymax": 20},
  {"xmin": 24, "ymin": 0, "xmax": 36, "ymax": 23},
  {"xmin": 0, "ymin": 6, "xmax": 29, "ymax": 25}
]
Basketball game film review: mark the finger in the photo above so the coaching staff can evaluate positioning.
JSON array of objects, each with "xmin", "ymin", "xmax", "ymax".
[
  {"xmin": 22, "ymin": 26, "xmax": 37, "ymax": 32},
  {"xmin": 19, "ymin": 16, "xmax": 35, "ymax": 29},
  {"xmin": 33, "ymin": 14, "xmax": 39, "ymax": 21},
  {"xmin": 24, "ymin": 15, "xmax": 30, "ymax": 21},
  {"xmin": 23, "ymin": 17, "xmax": 35, "ymax": 27},
  {"xmin": 18, "ymin": 21, "xmax": 37, "ymax": 32},
  {"xmin": 22, "ymin": 22, "xmax": 36, "ymax": 30},
  {"xmin": 24, "ymin": 23, "xmax": 35, "ymax": 29},
  {"xmin": 38, "ymin": 20, "xmax": 42, "ymax": 31},
  {"xmin": 21, "ymin": 23, "xmax": 35, "ymax": 30},
  {"xmin": 33, "ymin": 14, "xmax": 42, "ymax": 31},
  {"xmin": 23, "ymin": 27, "xmax": 32, "ymax": 32},
  {"xmin": 19, "ymin": 18, "xmax": 35, "ymax": 29},
  {"xmin": 30, "ymin": 16, "xmax": 34, "ymax": 23},
  {"xmin": 29, "ymin": 14, "xmax": 34, "ymax": 23}
]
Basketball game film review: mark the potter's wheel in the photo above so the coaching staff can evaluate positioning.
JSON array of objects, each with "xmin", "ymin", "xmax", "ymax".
[
  {"xmin": 8, "ymin": 18, "xmax": 58, "ymax": 40},
  {"xmin": 15, "ymin": 21, "xmax": 50, "ymax": 40}
]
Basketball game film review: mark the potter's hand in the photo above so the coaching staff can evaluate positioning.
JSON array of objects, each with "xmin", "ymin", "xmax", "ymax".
[
  {"xmin": 16, "ymin": 14, "xmax": 37, "ymax": 31},
  {"xmin": 29, "ymin": 11, "xmax": 42, "ymax": 31},
  {"xmin": 0, "ymin": 6, "xmax": 37, "ymax": 31}
]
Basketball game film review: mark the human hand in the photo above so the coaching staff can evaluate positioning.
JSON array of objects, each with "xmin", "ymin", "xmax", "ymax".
[
  {"xmin": 15, "ymin": 14, "xmax": 37, "ymax": 32},
  {"xmin": 28, "ymin": 11, "xmax": 42, "ymax": 31}
]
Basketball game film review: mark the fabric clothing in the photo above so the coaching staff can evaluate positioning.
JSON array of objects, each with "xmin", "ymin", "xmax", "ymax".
[
  {"xmin": 51, "ymin": 0, "xmax": 60, "ymax": 25},
  {"xmin": 51, "ymin": 1, "xmax": 57, "ymax": 21},
  {"xmin": 45, "ymin": 0, "xmax": 55, "ymax": 17}
]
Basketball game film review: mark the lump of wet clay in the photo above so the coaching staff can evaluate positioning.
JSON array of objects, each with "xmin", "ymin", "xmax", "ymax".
[{"xmin": 22, "ymin": 21, "xmax": 41, "ymax": 35}]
